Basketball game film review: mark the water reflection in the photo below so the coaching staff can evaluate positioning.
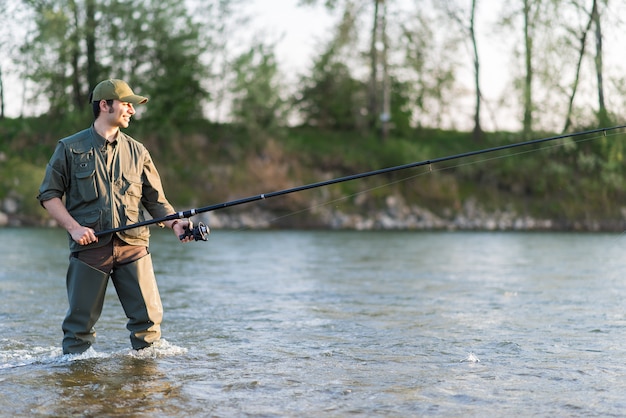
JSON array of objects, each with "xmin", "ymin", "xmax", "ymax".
[{"xmin": 49, "ymin": 356, "xmax": 188, "ymax": 417}]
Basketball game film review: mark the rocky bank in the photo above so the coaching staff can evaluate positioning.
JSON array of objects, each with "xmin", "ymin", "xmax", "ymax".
[{"xmin": 4, "ymin": 194, "xmax": 623, "ymax": 232}]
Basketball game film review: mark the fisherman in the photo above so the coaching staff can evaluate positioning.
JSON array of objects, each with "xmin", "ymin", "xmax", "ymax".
[{"xmin": 37, "ymin": 79, "xmax": 194, "ymax": 354}]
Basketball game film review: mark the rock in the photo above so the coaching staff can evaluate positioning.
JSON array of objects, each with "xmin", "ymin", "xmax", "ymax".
[{"xmin": 2, "ymin": 197, "xmax": 19, "ymax": 215}]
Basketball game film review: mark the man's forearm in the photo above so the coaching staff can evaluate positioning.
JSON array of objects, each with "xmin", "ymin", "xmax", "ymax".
[{"xmin": 42, "ymin": 197, "xmax": 81, "ymax": 233}]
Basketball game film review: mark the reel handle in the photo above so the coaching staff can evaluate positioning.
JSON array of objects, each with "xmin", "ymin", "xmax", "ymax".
[{"xmin": 179, "ymin": 221, "xmax": 210, "ymax": 241}]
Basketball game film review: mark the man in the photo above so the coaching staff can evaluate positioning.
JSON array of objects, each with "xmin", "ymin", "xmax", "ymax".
[{"xmin": 38, "ymin": 79, "xmax": 193, "ymax": 354}]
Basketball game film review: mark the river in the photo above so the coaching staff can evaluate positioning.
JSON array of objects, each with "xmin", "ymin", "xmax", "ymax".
[{"xmin": 2, "ymin": 227, "xmax": 626, "ymax": 416}]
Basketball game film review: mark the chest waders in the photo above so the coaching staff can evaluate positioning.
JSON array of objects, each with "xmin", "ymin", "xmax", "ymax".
[{"xmin": 62, "ymin": 253, "xmax": 163, "ymax": 354}]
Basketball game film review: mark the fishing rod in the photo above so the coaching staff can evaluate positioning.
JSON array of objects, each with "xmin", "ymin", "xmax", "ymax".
[{"xmin": 96, "ymin": 125, "xmax": 626, "ymax": 240}]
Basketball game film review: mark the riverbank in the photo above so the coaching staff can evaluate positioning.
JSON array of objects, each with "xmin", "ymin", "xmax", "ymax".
[{"xmin": 3, "ymin": 121, "xmax": 626, "ymax": 232}]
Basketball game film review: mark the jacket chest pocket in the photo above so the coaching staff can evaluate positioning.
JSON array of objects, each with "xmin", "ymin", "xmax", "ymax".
[
  {"xmin": 123, "ymin": 174, "xmax": 143, "ymax": 198},
  {"xmin": 72, "ymin": 149, "xmax": 98, "ymax": 202}
]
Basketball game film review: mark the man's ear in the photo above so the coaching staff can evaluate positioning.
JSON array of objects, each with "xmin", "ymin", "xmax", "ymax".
[{"xmin": 99, "ymin": 100, "xmax": 109, "ymax": 112}]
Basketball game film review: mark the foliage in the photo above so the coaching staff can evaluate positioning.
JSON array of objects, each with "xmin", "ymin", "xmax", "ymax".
[
  {"xmin": 296, "ymin": 49, "xmax": 366, "ymax": 131},
  {"xmin": 230, "ymin": 42, "xmax": 286, "ymax": 137},
  {"xmin": 15, "ymin": 0, "xmax": 208, "ymax": 130},
  {"xmin": 99, "ymin": 0, "xmax": 209, "ymax": 127},
  {"xmin": 0, "ymin": 156, "xmax": 47, "ymax": 218},
  {"xmin": 399, "ymin": 8, "xmax": 459, "ymax": 129}
]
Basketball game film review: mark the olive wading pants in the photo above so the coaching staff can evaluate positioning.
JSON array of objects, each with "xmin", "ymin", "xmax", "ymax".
[{"xmin": 62, "ymin": 237, "xmax": 163, "ymax": 354}]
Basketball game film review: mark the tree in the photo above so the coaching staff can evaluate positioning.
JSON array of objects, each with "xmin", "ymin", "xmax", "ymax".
[
  {"xmin": 0, "ymin": 66, "xmax": 4, "ymax": 119},
  {"xmin": 18, "ymin": 1, "xmax": 78, "ymax": 116},
  {"xmin": 300, "ymin": 0, "xmax": 397, "ymax": 136},
  {"xmin": 368, "ymin": 0, "xmax": 393, "ymax": 140},
  {"xmin": 230, "ymin": 42, "xmax": 286, "ymax": 135},
  {"xmin": 521, "ymin": 0, "xmax": 536, "ymax": 138},
  {"xmin": 16, "ymin": 0, "xmax": 208, "ymax": 127},
  {"xmin": 440, "ymin": 0, "xmax": 483, "ymax": 141},
  {"xmin": 557, "ymin": 0, "xmax": 611, "ymax": 132},
  {"xmin": 94, "ymin": 0, "xmax": 209, "ymax": 126},
  {"xmin": 186, "ymin": 0, "xmax": 251, "ymax": 122},
  {"xmin": 400, "ymin": 7, "xmax": 459, "ymax": 129},
  {"xmin": 296, "ymin": 48, "xmax": 366, "ymax": 131},
  {"xmin": 499, "ymin": 0, "xmax": 554, "ymax": 137},
  {"xmin": 0, "ymin": 0, "xmax": 8, "ymax": 119},
  {"xmin": 296, "ymin": 1, "xmax": 365, "ymax": 130},
  {"xmin": 84, "ymin": 0, "xmax": 98, "ymax": 92},
  {"xmin": 591, "ymin": 0, "xmax": 610, "ymax": 128}
]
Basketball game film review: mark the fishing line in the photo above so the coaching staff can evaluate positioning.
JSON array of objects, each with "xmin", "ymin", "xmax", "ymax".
[
  {"xmin": 94, "ymin": 125, "xmax": 626, "ymax": 238},
  {"xmin": 257, "ymin": 129, "xmax": 626, "ymax": 228}
]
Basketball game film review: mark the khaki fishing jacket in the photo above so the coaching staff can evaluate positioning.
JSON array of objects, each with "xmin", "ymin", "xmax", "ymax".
[{"xmin": 38, "ymin": 125, "xmax": 175, "ymax": 252}]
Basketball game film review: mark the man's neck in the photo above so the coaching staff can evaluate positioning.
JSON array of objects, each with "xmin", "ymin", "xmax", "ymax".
[{"xmin": 93, "ymin": 120, "xmax": 119, "ymax": 143}]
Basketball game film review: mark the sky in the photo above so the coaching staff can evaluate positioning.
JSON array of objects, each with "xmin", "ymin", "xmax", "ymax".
[{"xmin": 246, "ymin": 0, "xmax": 336, "ymax": 76}]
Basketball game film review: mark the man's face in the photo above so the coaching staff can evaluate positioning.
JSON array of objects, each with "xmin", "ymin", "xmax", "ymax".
[{"xmin": 103, "ymin": 100, "xmax": 135, "ymax": 128}]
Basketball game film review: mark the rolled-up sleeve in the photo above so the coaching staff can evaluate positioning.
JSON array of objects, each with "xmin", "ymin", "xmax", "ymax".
[{"xmin": 37, "ymin": 142, "xmax": 68, "ymax": 206}]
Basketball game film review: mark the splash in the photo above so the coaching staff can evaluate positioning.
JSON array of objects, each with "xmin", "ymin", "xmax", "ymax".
[
  {"xmin": 461, "ymin": 352, "xmax": 480, "ymax": 363},
  {"xmin": 0, "ymin": 342, "xmax": 62, "ymax": 370},
  {"xmin": 57, "ymin": 347, "xmax": 110, "ymax": 363},
  {"xmin": 0, "ymin": 338, "xmax": 186, "ymax": 370},
  {"xmin": 127, "ymin": 339, "xmax": 187, "ymax": 359}
]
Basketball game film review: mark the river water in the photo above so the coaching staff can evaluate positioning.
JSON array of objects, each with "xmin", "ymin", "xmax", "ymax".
[{"xmin": 2, "ymin": 227, "xmax": 626, "ymax": 416}]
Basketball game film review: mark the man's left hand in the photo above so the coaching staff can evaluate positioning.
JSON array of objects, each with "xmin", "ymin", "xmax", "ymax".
[{"xmin": 171, "ymin": 219, "xmax": 193, "ymax": 243}]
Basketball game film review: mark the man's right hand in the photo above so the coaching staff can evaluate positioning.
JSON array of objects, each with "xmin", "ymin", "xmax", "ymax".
[
  {"xmin": 42, "ymin": 198, "xmax": 98, "ymax": 245},
  {"xmin": 69, "ymin": 225, "xmax": 98, "ymax": 246}
]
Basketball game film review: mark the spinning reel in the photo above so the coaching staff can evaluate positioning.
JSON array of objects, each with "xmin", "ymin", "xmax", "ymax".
[{"xmin": 179, "ymin": 221, "xmax": 210, "ymax": 241}]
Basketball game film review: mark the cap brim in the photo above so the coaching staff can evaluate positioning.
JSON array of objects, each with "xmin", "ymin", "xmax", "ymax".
[{"xmin": 120, "ymin": 94, "xmax": 149, "ymax": 105}]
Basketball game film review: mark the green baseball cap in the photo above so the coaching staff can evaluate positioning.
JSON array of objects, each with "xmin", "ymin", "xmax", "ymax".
[{"xmin": 91, "ymin": 79, "xmax": 149, "ymax": 104}]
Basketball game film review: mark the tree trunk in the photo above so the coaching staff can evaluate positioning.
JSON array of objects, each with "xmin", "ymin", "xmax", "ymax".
[
  {"xmin": 562, "ymin": 1, "xmax": 593, "ymax": 133},
  {"xmin": 522, "ymin": 0, "xmax": 533, "ymax": 138},
  {"xmin": 368, "ymin": 0, "xmax": 380, "ymax": 131},
  {"xmin": 0, "ymin": 65, "xmax": 4, "ymax": 119},
  {"xmin": 86, "ymin": 0, "xmax": 98, "ymax": 94},
  {"xmin": 592, "ymin": 0, "xmax": 608, "ymax": 127},
  {"xmin": 68, "ymin": 0, "xmax": 83, "ymax": 111},
  {"xmin": 381, "ymin": 1, "xmax": 390, "ymax": 141},
  {"xmin": 470, "ymin": 0, "xmax": 482, "ymax": 141}
]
